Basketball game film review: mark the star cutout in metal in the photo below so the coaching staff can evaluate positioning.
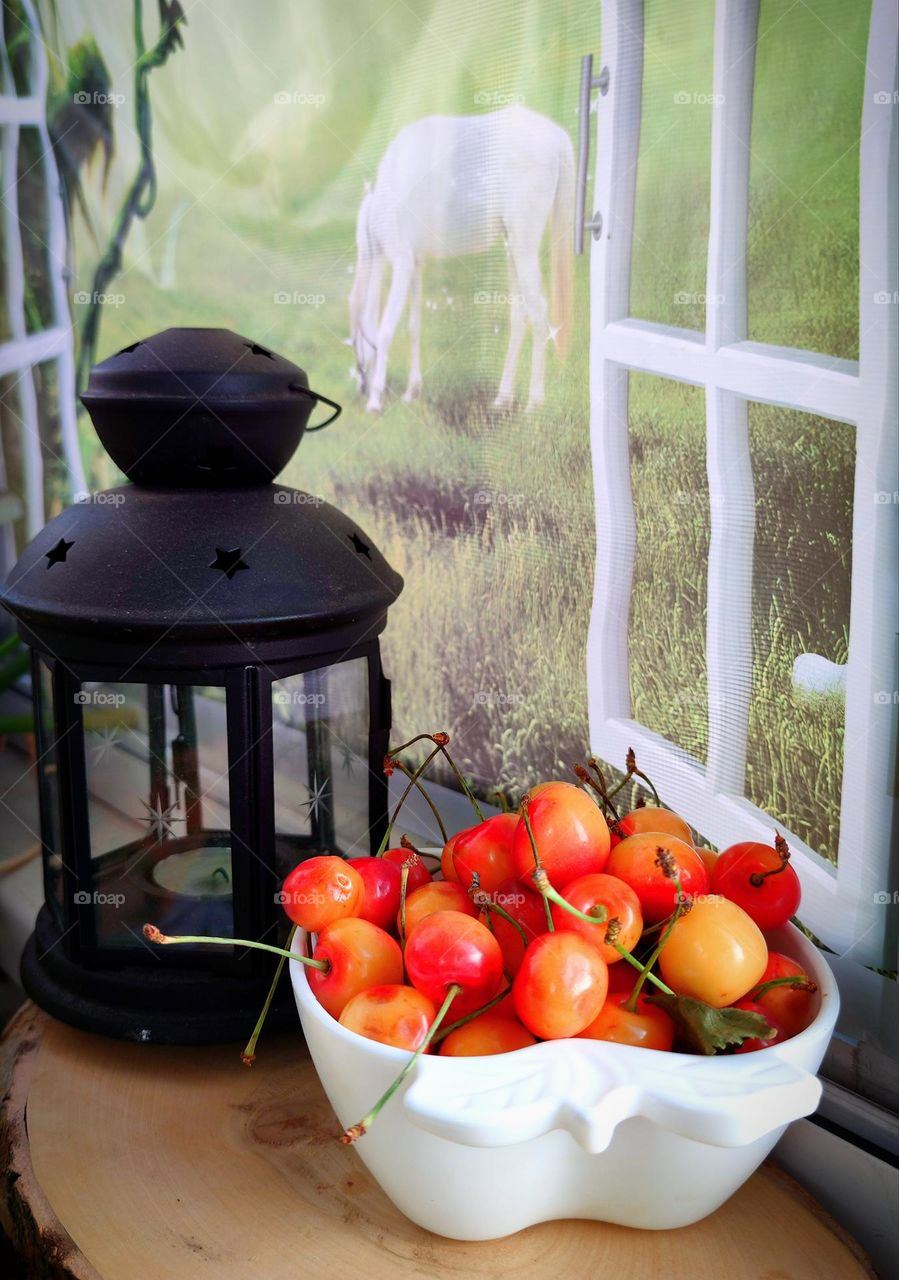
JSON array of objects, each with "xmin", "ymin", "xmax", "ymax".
[
  {"xmin": 140, "ymin": 797, "xmax": 184, "ymax": 843},
  {"xmin": 348, "ymin": 532, "xmax": 371, "ymax": 559},
  {"xmin": 90, "ymin": 727, "xmax": 121, "ymax": 765},
  {"xmin": 209, "ymin": 546, "xmax": 249, "ymax": 579},
  {"xmin": 298, "ymin": 772, "xmax": 330, "ymax": 823},
  {"xmin": 45, "ymin": 537, "xmax": 74, "ymax": 568}
]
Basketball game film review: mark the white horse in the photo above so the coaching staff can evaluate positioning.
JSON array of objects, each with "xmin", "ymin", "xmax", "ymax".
[{"xmin": 349, "ymin": 106, "xmax": 574, "ymax": 413}]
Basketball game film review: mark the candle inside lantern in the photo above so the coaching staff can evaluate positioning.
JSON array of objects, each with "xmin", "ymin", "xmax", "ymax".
[{"xmin": 152, "ymin": 847, "xmax": 232, "ymax": 898}]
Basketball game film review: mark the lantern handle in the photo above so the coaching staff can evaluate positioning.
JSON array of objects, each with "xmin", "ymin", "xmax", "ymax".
[{"xmin": 290, "ymin": 384, "xmax": 342, "ymax": 431}]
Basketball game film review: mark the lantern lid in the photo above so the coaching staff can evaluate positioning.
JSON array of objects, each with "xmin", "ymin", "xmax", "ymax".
[
  {"xmin": 2, "ymin": 328, "xmax": 402, "ymax": 665},
  {"xmin": 79, "ymin": 327, "xmax": 339, "ymax": 488}
]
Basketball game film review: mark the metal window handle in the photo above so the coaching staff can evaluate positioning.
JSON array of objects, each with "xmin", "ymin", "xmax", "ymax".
[{"xmin": 575, "ymin": 53, "xmax": 609, "ymax": 255}]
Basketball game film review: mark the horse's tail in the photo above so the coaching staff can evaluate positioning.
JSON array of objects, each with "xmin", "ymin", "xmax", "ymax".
[{"xmin": 551, "ymin": 131, "xmax": 575, "ymax": 360}]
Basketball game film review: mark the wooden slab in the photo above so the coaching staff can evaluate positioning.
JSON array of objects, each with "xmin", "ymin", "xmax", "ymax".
[{"xmin": 0, "ymin": 1003, "xmax": 873, "ymax": 1280}]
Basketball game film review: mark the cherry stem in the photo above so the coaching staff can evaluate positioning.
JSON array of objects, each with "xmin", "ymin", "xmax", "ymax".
[
  {"xmin": 469, "ymin": 877, "xmax": 529, "ymax": 950},
  {"xmin": 398, "ymin": 862, "xmax": 410, "ymax": 944},
  {"xmin": 341, "ymin": 983, "xmax": 462, "ymax": 1143},
  {"xmin": 612, "ymin": 943, "xmax": 675, "ymax": 994},
  {"xmin": 376, "ymin": 745, "xmax": 442, "ymax": 856},
  {"xmin": 142, "ymin": 924, "xmax": 329, "ymax": 971},
  {"xmin": 624, "ymin": 877, "xmax": 688, "ymax": 1012},
  {"xmin": 532, "ymin": 870, "xmax": 609, "ymax": 928},
  {"xmin": 623, "ymin": 747, "xmax": 661, "ymax": 807},
  {"xmin": 432, "ymin": 983, "xmax": 514, "ymax": 1043},
  {"xmin": 749, "ymin": 832, "xmax": 792, "ymax": 887},
  {"xmin": 391, "ymin": 760, "xmax": 448, "ymax": 842},
  {"xmin": 520, "ymin": 801, "xmax": 554, "ymax": 932},
  {"xmin": 242, "ymin": 924, "xmax": 297, "ymax": 1066},
  {"xmin": 389, "ymin": 732, "xmax": 484, "ymax": 822},
  {"xmin": 572, "ymin": 762, "xmax": 620, "ymax": 824},
  {"xmin": 749, "ymin": 974, "xmax": 817, "ymax": 1000}
]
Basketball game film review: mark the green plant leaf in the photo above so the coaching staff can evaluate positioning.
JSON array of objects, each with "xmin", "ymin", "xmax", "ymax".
[{"xmin": 645, "ymin": 992, "xmax": 777, "ymax": 1055}]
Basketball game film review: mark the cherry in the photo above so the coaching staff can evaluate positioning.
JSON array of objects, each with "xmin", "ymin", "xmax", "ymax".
[
  {"xmin": 404, "ymin": 910, "xmax": 505, "ymax": 1020},
  {"xmin": 306, "ymin": 917, "xmax": 404, "ymax": 1019},
  {"xmin": 439, "ymin": 1011, "xmax": 536, "ymax": 1056},
  {"xmin": 612, "ymin": 806, "xmax": 694, "ymax": 847},
  {"xmin": 512, "ymin": 782, "xmax": 611, "ymax": 890},
  {"xmin": 732, "ymin": 998, "xmax": 786, "ymax": 1053},
  {"xmin": 606, "ymin": 833, "xmax": 709, "ymax": 923},
  {"xmin": 348, "ymin": 856, "xmax": 402, "ymax": 932},
  {"xmin": 478, "ymin": 876, "xmax": 547, "ymax": 976},
  {"xmin": 401, "ymin": 879, "xmax": 477, "ymax": 935},
  {"xmin": 513, "ymin": 931, "xmax": 608, "ymax": 1039},
  {"xmin": 452, "ymin": 813, "xmax": 519, "ymax": 894},
  {"xmin": 711, "ymin": 837, "xmax": 801, "ymax": 931},
  {"xmin": 578, "ymin": 989, "xmax": 674, "ymax": 1051},
  {"xmin": 440, "ymin": 828, "xmax": 467, "ymax": 882},
  {"xmin": 339, "ymin": 984, "xmax": 437, "ymax": 1050},
  {"xmin": 751, "ymin": 952, "xmax": 817, "ymax": 1038},
  {"xmin": 382, "ymin": 847, "xmax": 432, "ymax": 893},
  {"xmin": 550, "ymin": 872, "xmax": 643, "ymax": 964},
  {"xmin": 280, "ymin": 855, "xmax": 363, "ymax": 932}
]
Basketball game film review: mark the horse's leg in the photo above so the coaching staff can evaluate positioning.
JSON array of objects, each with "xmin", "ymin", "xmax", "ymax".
[
  {"xmin": 367, "ymin": 252, "xmax": 413, "ymax": 413},
  {"xmin": 494, "ymin": 257, "xmax": 526, "ymax": 409},
  {"xmin": 402, "ymin": 260, "xmax": 423, "ymax": 402},
  {"xmin": 515, "ymin": 245, "xmax": 550, "ymax": 411}
]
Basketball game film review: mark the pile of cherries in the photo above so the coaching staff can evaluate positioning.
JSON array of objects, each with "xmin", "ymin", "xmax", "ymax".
[{"xmin": 145, "ymin": 742, "xmax": 817, "ymax": 1143}]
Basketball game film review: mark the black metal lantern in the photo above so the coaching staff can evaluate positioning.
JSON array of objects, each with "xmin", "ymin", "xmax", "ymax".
[{"xmin": 1, "ymin": 328, "xmax": 403, "ymax": 1043}]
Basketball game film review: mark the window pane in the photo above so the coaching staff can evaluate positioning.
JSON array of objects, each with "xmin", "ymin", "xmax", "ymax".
[
  {"xmin": 747, "ymin": 0, "xmax": 869, "ymax": 358},
  {"xmin": 272, "ymin": 657, "xmax": 372, "ymax": 875},
  {"xmin": 628, "ymin": 374, "xmax": 710, "ymax": 764},
  {"xmin": 80, "ymin": 682, "xmax": 233, "ymax": 946},
  {"xmin": 629, "ymin": 0, "xmax": 715, "ymax": 332},
  {"xmin": 35, "ymin": 658, "xmax": 64, "ymax": 929},
  {"xmin": 746, "ymin": 404, "xmax": 852, "ymax": 864}
]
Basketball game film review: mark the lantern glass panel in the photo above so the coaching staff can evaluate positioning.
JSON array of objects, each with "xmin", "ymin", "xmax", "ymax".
[
  {"xmin": 272, "ymin": 656, "xmax": 371, "ymax": 869},
  {"xmin": 35, "ymin": 657, "xmax": 64, "ymax": 930},
  {"xmin": 81, "ymin": 681, "xmax": 234, "ymax": 948}
]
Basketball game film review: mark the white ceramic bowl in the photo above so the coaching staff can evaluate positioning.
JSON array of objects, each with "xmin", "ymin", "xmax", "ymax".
[{"xmin": 290, "ymin": 920, "xmax": 838, "ymax": 1240}]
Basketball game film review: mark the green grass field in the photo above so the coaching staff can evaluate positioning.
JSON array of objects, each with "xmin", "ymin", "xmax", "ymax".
[{"xmin": 53, "ymin": 0, "xmax": 867, "ymax": 861}]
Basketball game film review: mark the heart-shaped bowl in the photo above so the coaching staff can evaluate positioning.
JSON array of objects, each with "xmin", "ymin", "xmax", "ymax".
[{"xmin": 290, "ymin": 918, "xmax": 837, "ymax": 1240}]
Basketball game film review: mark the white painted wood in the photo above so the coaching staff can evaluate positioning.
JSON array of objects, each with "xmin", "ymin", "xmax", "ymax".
[
  {"xmin": 587, "ymin": 0, "xmax": 644, "ymax": 734},
  {"xmin": 0, "ymin": 327, "xmax": 69, "ymax": 378},
  {"xmin": 0, "ymin": 94, "xmax": 42, "ymax": 125},
  {"xmin": 704, "ymin": 0, "xmax": 758, "ymax": 795},
  {"xmin": 586, "ymin": 0, "xmax": 897, "ymax": 965},
  {"xmin": 835, "ymin": 0, "xmax": 898, "ymax": 965},
  {"xmin": 601, "ymin": 320, "xmax": 861, "ymax": 422},
  {"xmin": 1, "ymin": 111, "xmax": 44, "ymax": 539}
]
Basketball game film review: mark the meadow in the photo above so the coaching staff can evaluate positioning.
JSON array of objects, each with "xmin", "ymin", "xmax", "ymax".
[{"xmin": 53, "ymin": 0, "xmax": 866, "ymax": 862}]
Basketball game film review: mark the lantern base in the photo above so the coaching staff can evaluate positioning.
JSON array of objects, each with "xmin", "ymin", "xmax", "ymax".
[{"xmin": 20, "ymin": 906, "xmax": 299, "ymax": 1045}]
